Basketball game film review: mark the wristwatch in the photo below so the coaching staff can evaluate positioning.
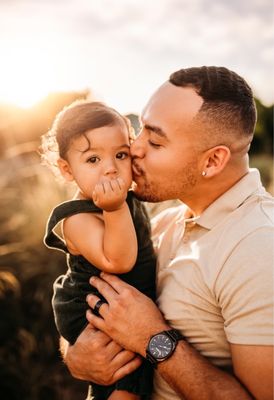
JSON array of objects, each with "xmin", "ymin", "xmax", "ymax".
[{"xmin": 146, "ymin": 329, "xmax": 184, "ymax": 368}]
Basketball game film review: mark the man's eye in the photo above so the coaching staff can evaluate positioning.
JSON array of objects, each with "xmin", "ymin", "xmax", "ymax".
[
  {"xmin": 116, "ymin": 152, "xmax": 129, "ymax": 159},
  {"xmin": 148, "ymin": 140, "xmax": 161, "ymax": 148},
  {"xmin": 87, "ymin": 156, "xmax": 99, "ymax": 163}
]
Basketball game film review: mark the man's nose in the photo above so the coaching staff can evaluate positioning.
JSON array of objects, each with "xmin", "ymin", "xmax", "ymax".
[{"xmin": 130, "ymin": 132, "xmax": 145, "ymax": 158}]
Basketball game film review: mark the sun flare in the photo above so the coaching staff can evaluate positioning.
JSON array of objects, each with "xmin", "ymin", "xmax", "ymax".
[{"xmin": 0, "ymin": 41, "xmax": 58, "ymax": 108}]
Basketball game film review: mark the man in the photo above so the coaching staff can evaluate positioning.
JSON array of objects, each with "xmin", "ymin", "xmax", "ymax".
[{"xmin": 63, "ymin": 66, "xmax": 273, "ymax": 399}]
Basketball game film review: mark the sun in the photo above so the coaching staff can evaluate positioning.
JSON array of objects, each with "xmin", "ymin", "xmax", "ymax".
[{"xmin": 0, "ymin": 42, "xmax": 57, "ymax": 108}]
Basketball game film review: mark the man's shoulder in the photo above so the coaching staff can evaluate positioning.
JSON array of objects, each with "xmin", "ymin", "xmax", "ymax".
[
  {"xmin": 258, "ymin": 194, "xmax": 274, "ymax": 225},
  {"xmin": 242, "ymin": 190, "xmax": 274, "ymax": 228}
]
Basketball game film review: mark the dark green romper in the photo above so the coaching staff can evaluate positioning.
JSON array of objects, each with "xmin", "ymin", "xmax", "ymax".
[{"xmin": 44, "ymin": 191, "xmax": 156, "ymax": 399}]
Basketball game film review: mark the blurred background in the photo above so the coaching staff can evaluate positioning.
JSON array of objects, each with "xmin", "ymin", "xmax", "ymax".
[{"xmin": 0, "ymin": 0, "xmax": 273, "ymax": 399}]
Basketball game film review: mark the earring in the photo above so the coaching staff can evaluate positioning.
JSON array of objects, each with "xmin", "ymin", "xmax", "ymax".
[{"xmin": 202, "ymin": 171, "xmax": 207, "ymax": 177}]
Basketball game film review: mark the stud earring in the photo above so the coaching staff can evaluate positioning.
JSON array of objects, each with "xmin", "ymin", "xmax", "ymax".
[{"xmin": 202, "ymin": 171, "xmax": 207, "ymax": 177}]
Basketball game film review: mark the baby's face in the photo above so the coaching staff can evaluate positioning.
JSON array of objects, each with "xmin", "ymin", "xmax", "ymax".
[{"xmin": 64, "ymin": 124, "xmax": 132, "ymax": 200}]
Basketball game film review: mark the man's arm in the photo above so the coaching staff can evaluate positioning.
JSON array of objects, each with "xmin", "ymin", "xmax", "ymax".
[
  {"xmin": 230, "ymin": 344, "xmax": 273, "ymax": 400},
  {"xmin": 86, "ymin": 273, "xmax": 273, "ymax": 400}
]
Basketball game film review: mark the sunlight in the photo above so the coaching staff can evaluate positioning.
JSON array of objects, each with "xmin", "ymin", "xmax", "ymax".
[{"xmin": 0, "ymin": 40, "xmax": 58, "ymax": 108}]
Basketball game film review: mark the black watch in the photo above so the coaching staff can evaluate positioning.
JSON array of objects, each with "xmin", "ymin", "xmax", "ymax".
[{"xmin": 146, "ymin": 329, "xmax": 184, "ymax": 368}]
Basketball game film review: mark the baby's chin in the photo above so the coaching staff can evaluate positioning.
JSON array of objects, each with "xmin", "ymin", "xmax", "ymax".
[{"xmin": 74, "ymin": 190, "xmax": 92, "ymax": 201}]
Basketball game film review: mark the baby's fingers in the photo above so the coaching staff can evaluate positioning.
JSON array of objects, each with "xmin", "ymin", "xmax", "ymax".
[
  {"xmin": 111, "ymin": 177, "xmax": 126, "ymax": 193},
  {"xmin": 93, "ymin": 183, "xmax": 105, "ymax": 203}
]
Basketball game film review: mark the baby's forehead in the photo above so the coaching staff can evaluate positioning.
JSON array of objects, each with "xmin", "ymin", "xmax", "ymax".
[{"xmin": 69, "ymin": 126, "xmax": 131, "ymax": 152}]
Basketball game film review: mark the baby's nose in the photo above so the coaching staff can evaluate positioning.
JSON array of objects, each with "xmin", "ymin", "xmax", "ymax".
[{"xmin": 104, "ymin": 164, "xmax": 118, "ymax": 176}]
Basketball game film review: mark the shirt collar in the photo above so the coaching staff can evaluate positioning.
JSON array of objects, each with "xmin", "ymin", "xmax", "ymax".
[{"xmin": 186, "ymin": 169, "xmax": 264, "ymax": 230}]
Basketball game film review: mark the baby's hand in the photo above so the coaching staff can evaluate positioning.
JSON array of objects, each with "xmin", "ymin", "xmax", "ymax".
[{"xmin": 92, "ymin": 178, "xmax": 128, "ymax": 212}]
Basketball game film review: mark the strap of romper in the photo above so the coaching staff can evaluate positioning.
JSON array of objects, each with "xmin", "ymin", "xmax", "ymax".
[{"xmin": 44, "ymin": 200, "xmax": 101, "ymax": 253}]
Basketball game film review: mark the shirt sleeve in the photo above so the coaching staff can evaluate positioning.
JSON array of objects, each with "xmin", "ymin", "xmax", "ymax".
[{"xmin": 216, "ymin": 226, "xmax": 274, "ymax": 345}]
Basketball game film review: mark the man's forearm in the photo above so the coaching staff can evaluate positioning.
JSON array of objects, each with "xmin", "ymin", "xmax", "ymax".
[{"xmin": 155, "ymin": 340, "xmax": 252, "ymax": 400}]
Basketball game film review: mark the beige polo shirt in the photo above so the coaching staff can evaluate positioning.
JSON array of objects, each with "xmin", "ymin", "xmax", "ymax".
[{"xmin": 151, "ymin": 169, "xmax": 274, "ymax": 400}]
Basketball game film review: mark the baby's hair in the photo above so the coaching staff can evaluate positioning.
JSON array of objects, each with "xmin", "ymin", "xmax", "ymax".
[{"xmin": 41, "ymin": 100, "xmax": 135, "ymax": 177}]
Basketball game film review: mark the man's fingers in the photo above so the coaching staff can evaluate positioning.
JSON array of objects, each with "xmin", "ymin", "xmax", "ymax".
[
  {"xmin": 99, "ymin": 272, "xmax": 131, "ymax": 294},
  {"xmin": 90, "ymin": 275, "xmax": 120, "ymax": 300},
  {"xmin": 86, "ymin": 309, "xmax": 106, "ymax": 331},
  {"xmin": 86, "ymin": 294, "xmax": 109, "ymax": 317},
  {"xmin": 106, "ymin": 339, "xmax": 124, "ymax": 357},
  {"xmin": 111, "ymin": 349, "xmax": 139, "ymax": 366},
  {"xmin": 112, "ymin": 355, "xmax": 143, "ymax": 382},
  {"xmin": 74, "ymin": 323, "xmax": 111, "ymax": 347}
]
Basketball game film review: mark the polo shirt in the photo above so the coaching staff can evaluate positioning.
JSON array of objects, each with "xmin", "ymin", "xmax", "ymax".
[{"xmin": 150, "ymin": 169, "xmax": 274, "ymax": 400}]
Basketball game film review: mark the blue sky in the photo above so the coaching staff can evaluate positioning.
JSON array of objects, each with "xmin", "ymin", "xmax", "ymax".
[{"xmin": 0, "ymin": 0, "xmax": 273, "ymax": 112}]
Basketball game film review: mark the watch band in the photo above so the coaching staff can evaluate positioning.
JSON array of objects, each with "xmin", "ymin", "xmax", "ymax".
[
  {"xmin": 165, "ymin": 329, "xmax": 184, "ymax": 342},
  {"xmin": 146, "ymin": 350, "xmax": 159, "ymax": 366}
]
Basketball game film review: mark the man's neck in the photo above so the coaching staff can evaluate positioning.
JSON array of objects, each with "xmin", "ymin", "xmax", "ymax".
[{"xmin": 181, "ymin": 168, "xmax": 249, "ymax": 217}]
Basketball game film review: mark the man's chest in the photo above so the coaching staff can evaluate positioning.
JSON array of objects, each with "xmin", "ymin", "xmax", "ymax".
[{"xmin": 155, "ymin": 221, "xmax": 232, "ymax": 362}]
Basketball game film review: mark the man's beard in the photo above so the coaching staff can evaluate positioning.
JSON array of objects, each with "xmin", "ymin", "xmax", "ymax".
[
  {"xmin": 132, "ymin": 163, "xmax": 198, "ymax": 203},
  {"xmin": 132, "ymin": 178, "xmax": 170, "ymax": 203}
]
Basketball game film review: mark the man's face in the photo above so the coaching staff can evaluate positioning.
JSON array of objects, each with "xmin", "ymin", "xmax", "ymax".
[{"xmin": 131, "ymin": 82, "xmax": 204, "ymax": 203}]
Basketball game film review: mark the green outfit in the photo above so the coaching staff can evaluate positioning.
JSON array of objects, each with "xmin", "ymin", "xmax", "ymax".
[{"xmin": 44, "ymin": 191, "xmax": 156, "ymax": 399}]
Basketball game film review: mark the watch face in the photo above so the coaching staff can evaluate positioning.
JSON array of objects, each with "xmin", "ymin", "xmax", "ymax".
[{"xmin": 149, "ymin": 333, "xmax": 174, "ymax": 360}]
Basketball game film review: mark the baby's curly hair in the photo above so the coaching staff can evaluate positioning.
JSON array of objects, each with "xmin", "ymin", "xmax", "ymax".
[{"xmin": 41, "ymin": 100, "xmax": 135, "ymax": 178}]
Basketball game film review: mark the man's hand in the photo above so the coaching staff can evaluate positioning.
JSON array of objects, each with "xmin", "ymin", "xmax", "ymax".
[
  {"xmin": 86, "ymin": 272, "xmax": 170, "ymax": 356},
  {"xmin": 93, "ymin": 178, "xmax": 128, "ymax": 212},
  {"xmin": 85, "ymin": 274, "xmax": 259, "ymax": 399},
  {"xmin": 62, "ymin": 323, "xmax": 142, "ymax": 385}
]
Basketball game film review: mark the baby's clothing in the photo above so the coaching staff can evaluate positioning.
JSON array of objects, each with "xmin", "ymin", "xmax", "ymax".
[{"xmin": 44, "ymin": 191, "xmax": 156, "ymax": 399}]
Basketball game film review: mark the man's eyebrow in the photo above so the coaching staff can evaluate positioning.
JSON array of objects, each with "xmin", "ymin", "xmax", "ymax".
[{"xmin": 143, "ymin": 124, "xmax": 168, "ymax": 139}]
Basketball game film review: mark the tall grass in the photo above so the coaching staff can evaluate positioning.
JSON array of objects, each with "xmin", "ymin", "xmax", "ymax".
[{"xmin": 0, "ymin": 143, "xmax": 87, "ymax": 399}]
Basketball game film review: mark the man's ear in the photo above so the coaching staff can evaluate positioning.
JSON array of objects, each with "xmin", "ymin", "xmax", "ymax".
[
  {"xmin": 201, "ymin": 146, "xmax": 231, "ymax": 178},
  {"xmin": 57, "ymin": 158, "xmax": 74, "ymax": 182}
]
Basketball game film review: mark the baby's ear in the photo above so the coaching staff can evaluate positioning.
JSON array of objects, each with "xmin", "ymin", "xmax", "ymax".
[{"xmin": 57, "ymin": 158, "xmax": 74, "ymax": 182}]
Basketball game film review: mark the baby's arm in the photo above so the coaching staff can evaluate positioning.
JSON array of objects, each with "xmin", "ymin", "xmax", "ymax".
[{"xmin": 63, "ymin": 178, "xmax": 137, "ymax": 274}]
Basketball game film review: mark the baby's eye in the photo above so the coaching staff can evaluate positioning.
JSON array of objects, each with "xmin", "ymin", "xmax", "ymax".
[
  {"xmin": 116, "ymin": 151, "xmax": 129, "ymax": 160},
  {"xmin": 87, "ymin": 156, "xmax": 99, "ymax": 164}
]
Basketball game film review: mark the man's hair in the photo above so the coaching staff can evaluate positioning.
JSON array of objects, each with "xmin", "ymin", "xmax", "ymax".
[{"xmin": 169, "ymin": 66, "xmax": 257, "ymax": 138}]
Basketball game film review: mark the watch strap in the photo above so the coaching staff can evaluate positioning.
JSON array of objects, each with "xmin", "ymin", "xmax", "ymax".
[
  {"xmin": 165, "ymin": 329, "xmax": 184, "ymax": 342},
  {"xmin": 146, "ymin": 351, "xmax": 158, "ymax": 366}
]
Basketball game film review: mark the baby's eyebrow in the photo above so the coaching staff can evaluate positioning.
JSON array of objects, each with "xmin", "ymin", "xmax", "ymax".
[
  {"xmin": 77, "ymin": 143, "xmax": 130, "ymax": 154},
  {"xmin": 109, "ymin": 144, "xmax": 130, "ymax": 151}
]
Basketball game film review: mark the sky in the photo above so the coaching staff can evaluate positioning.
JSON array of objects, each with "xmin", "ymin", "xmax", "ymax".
[{"xmin": 0, "ymin": 0, "xmax": 273, "ymax": 113}]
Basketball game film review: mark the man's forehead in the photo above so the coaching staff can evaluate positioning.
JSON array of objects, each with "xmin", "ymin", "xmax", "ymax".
[{"xmin": 141, "ymin": 82, "xmax": 203, "ymax": 125}]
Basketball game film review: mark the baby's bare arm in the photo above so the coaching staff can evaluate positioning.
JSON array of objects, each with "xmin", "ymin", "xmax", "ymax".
[
  {"xmin": 64, "ymin": 178, "xmax": 137, "ymax": 274},
  {"xmin": 92, "ymin": 178, "xmax": 137, "ymax": 273}
]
